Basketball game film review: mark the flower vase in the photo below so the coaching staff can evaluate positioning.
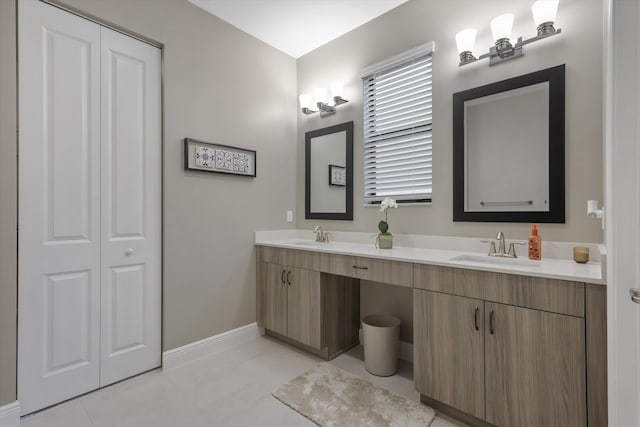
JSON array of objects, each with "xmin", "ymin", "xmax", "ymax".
[{"xmin": 377, "ymin": 233, "xmax": 393, "ymax": 249}]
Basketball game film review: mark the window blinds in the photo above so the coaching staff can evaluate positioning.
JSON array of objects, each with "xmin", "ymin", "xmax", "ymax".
[{"xmin": 362, "ymin": 49, "xmax": 433, "ymax": 204}]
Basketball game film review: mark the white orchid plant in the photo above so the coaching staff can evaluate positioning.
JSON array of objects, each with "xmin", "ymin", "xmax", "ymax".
[{"xmin": 378, "ymin": 197, "xmax": 398, "ymax": 235}]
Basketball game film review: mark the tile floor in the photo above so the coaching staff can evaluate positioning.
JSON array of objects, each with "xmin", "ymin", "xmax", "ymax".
[{"xmin": 21, "ymin": 335, "xmax": 467, "ymax": 427}]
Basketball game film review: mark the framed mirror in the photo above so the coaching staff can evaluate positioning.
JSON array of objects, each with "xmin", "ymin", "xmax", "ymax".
[
  {"xmin": 453, "ymin": 65, "xmax": 565, "ymax": 223},
  {"xmin": 305, "ymin": 121, "xmax": 353, "ymax": 220}
]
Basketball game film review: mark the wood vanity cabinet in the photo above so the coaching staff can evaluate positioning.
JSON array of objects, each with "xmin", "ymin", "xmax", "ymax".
[
  {"xmin": 414, "ymin": 264, "xmax": 589, "ymax": 427},
  {"xmin": 257, "ymin": 246, "xmax": 360, "ymax": 359},
  {"xmin": 414, "ymin": 291, "xmax": 485, "ymax": 419},
  {"xmin": 484, "ymin": 302, "xmax": 585, "ymax": 427},
  {"xmin": 263, "ymin": 263, "xmax": 288, "ymax": 337},
  {"xmin": 256, "ymin": 245, "xmax": 606, "ymax": 427},
  {"xmin": 264, "ymin": 263, "xmax": 321, "ymax": 348}
]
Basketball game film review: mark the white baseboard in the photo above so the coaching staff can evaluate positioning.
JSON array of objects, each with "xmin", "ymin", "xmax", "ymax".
[
  {"xmin": 162, "ymin": 323, "xmax": 260, "ymax": 369},
  {"xmin": 358, "ymin": 328, "xmax": 413, "ymax": 363},
  {"xmin": 0, "ymin": 401, "xmax": 20, "ymax": 427}
]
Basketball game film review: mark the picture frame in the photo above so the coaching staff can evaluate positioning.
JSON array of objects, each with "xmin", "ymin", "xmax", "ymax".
[
  {"xmin": 184, "ymin": 138, "xmax": 256, "ymax": 177},
  {"xmin": 328, "ymin": 164, "xmax": 346, "ymax": 186}
]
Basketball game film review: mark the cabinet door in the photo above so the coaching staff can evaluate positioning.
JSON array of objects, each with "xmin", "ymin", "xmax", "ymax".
[
  {"xmin": 264, "ymin": 263, "xmax": 287, "ymax": 336},
  {"xmin": 287, "ymin": 267, "xmax": 322, "ymax": 349},
  {"xmin": 485, "ymin": 303, "xmax": 586, "ymax": 427},
  {"xmin": 414, "ymin": 290, "xmax": 485, "ymax": 419}
]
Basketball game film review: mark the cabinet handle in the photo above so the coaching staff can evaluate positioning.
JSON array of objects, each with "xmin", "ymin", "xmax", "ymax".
[
  {"xmin": 489, "ymin": 309, "xmax": 495, "ymax": 335},
  {"xmin": 352, "ymin": 265, "xmax": 369, "ymax": 270},
  {"xmin": 474, "ymin": 306, "xmax": 479, "ymax": 331},
  {"xmin": 281, "ymin": 269, "xmax": 286, "ymax": 284},
  {"xmin": 287, "ymin": 270, "xmax": 292, "ymax": 285}
]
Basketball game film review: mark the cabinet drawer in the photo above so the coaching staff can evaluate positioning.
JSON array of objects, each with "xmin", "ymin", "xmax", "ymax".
[
  {"xmin": 470, "ymin": 270, "xmax": 584, "ymax": 317},
  {"xmin": 328, "ymin": 254, "xmax": 412, "ymax": 287},
  {"xmin": 414, "ymin": 264, "xmax": 584, "ymax": 317},
  {"xmin": 414, "ymin": 264, "xmax": 457, "ymax": 292},
  {"xmin": 259, "ymin": 246, "xmax": 288, "ymax": 265},
  {"xmin": 259, "ymin": 246, "xmax": 327, "ymax": 271}
]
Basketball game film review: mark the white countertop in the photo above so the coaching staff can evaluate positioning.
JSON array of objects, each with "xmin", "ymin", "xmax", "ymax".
[{"xmin": 255, "ymin": 230, "xmax": 606, "ymax": 285}]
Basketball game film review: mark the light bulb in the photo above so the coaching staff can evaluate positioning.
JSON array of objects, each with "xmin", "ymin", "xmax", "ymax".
[
  {"xmin": 455, "ymin": 29, "xmax": 476, "ymax": 54},
  {"xmin": 330, "ymin": 81, "xmax": 343, "ymax": 99},
  {"xmin": 314, "ymin": 87, "xmax": 328, "ymax": 105},
  {"xmin": 532, "ymin": 0, "xmax": 559, "ymax": 27},
  {"xmin": 490, "ymin": 13, "xmax": 514, "ymax": 42},
  {"xmin": 298, "ymin": 93, "xmax": 313, "ymax": 110}
]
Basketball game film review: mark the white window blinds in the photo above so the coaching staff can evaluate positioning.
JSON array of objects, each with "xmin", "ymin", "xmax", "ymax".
[{"xmin": 362, "ymin": 43, "xmax": 433, "ymax": 204}]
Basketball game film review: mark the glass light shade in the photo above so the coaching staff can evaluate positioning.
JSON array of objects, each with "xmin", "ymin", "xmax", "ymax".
[
  {"xmin": 532, "ymin": 0, "xmax": 559, "ymax": 26},
  {"xmin": 455, "ymin": 29, "xmax": 477, "ymax": 54},
  {"xmin": 314, "ymin": 87, "xmax": 328, "ymax": 104},
  {"xmin": 298, "ymin": 93, "xmax": 313, "ymax": 110},
  {"xmin": 490, "ymin": 13, "xmax": 514, "ymax": 41},
  {"xmin": 330, "ymin": 81, "xmax": 343, "ymax": 99}
]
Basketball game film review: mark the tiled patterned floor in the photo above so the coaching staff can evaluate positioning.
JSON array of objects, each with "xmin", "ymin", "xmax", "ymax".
[{"xmin": 21, "ymin": 335, "xmax": 467, "ymax": 427}]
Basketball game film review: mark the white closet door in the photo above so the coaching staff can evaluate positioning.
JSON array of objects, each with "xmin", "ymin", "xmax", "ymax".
[
  {"xmin": 18, "ymin": 0, "xmax": 101, "ymax": 414},
  {"xmin": 99, "ymin": 26, "xmax": 162, "ymax": 386}
]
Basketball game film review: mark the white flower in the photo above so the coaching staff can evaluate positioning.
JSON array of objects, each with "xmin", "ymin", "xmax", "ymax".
[{"xmin": 379, "ymin": 197, "xmax": 398, "ymax": 212}]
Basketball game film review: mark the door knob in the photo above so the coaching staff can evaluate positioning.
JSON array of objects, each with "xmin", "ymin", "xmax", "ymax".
[
  {"xmin": 631, "ymin": 288, "xmax": 640, "ymax": 304},
  {"xmin": 125, "ymin": 248, "xmax": 134, "ymax": 256}
]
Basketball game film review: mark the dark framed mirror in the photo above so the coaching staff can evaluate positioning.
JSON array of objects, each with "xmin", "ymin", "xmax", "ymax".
[
  {"xmin": 453, "ymin": 65, "xmax": 565, "ymax": 223},
  {"xmin": 305, "ymin": 121, "xmax": 354, "ymax": 220}
]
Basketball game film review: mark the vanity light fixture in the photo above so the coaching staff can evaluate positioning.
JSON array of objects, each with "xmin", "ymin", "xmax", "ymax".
[
  {"xmin": 299, "ymin": 81, "xmax": 349, "ymax": 117},
  {"xmin": 455, "ymin": 0, "xmax": 561, "ymax": 67}
]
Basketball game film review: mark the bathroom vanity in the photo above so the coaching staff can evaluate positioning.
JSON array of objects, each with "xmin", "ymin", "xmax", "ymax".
[{"xmin": 255, "ymin": 232, "xmax": 606, "ymax": 427}]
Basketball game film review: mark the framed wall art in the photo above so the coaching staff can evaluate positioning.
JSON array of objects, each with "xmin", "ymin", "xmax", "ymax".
[
  {"xmin": 184, "ymin": 138, "xmax": 256, "ymax": 177},
  {"xmin": 328, "ymin": 164, "xmax": 346, "ymax": 186}
]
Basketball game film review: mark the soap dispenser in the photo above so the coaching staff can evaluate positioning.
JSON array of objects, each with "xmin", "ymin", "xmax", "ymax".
[{"xmin": 528, "ymin": 224, "xmax": 542, "ymax": 260}]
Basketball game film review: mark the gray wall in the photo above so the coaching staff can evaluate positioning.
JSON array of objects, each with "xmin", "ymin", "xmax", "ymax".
[
  {"xmin": 0, "ymin": 0, "xmax": 297, "ymax": 404},
  {"xmin": 297, "ymin": 0, "xmax": 604, "ymax": 242},
  {"xmin": 0, "ymin": 0, "xmax": 17, "ymax": 408},
  {"xmin": 296, "ymin": 0, "xmax": 604, "ymax": 341}
]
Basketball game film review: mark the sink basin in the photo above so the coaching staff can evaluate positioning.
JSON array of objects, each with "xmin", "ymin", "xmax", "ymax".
[{"xmin": 451, "ymin": 254, "xmax": 540, "ymax": 267}]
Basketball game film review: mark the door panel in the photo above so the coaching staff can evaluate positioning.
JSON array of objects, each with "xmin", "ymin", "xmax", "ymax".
[
  {"xmin": 485, "ymin": 303, "xmax": 586, "ymax": 427},
  {"xmin": 265, "ymin": 263, "xmax": 288, "ymax": 336},
  {"xmin": 18, "ymin": 0, "xmax": 101, "ymax": 414},
  {"xmin": 107, "ymin": 265, "xmax": 146, "ymax": 355},
  {"xmin": 287, "ymin": 267, "xmax": 321, "ymax": 349},
  {"xmin": 107, "ymin": 51, "xmax": 145, "ymax": 238},
  {"xmin": 44, "ymin": 271, "xmax": 92, "ymax": 374},
  {"xmin": 44, "ymin": 29, "xmax": 94, "ymax": 242},
  {"xmin": 100, "ymin": 26, "xmax": 161, "ymax": 387},
  {"xmin": 414, "ymin": 290, "xmax": 485, "ymax": 419}
]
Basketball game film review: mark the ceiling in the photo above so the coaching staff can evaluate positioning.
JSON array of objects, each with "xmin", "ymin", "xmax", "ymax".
[{"xmin": 188, "ymin": 0, "xmax": 408, "ymax": 58}]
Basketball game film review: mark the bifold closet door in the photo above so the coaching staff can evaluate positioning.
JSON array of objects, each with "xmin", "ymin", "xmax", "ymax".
[
  {"xmin": 99, "ymin": 26, "xmax": 161, "ymax": 387},
  {"xmin": 19, "ymin": 0, "xmax": 161, "ymax": 414},
  {"xmin": 18, "ymin": 0, "xmax": 102, "ymax": 414}
]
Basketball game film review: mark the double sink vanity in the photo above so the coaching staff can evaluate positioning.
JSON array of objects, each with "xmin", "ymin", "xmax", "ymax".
[{"xmin": 255, "ymin": 230, "xmax": 607, "ymax": 427}]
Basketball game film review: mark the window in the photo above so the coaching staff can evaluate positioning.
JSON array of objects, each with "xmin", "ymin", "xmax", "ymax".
[{"xmin": 362, "ymin": 42, "xmax": 434, "ymax": 205}]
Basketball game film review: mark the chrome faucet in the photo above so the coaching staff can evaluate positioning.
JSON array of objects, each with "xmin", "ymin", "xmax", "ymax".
[
  {"xmin": 313, "ymin": 226, "xmax": 330, "ymax": 242},
  {"xmin": 482, "ymin": 231, "xmax": 526, "ymax": 258},
  {"xmin": 496, "ymin": 231, "xmax": 506, "ymax": 256}
]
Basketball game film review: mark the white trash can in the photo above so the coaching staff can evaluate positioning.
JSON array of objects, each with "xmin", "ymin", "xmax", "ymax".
[{"xmin": 362, "ymin": 314, "xmax": 401, "ymax": 376}]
